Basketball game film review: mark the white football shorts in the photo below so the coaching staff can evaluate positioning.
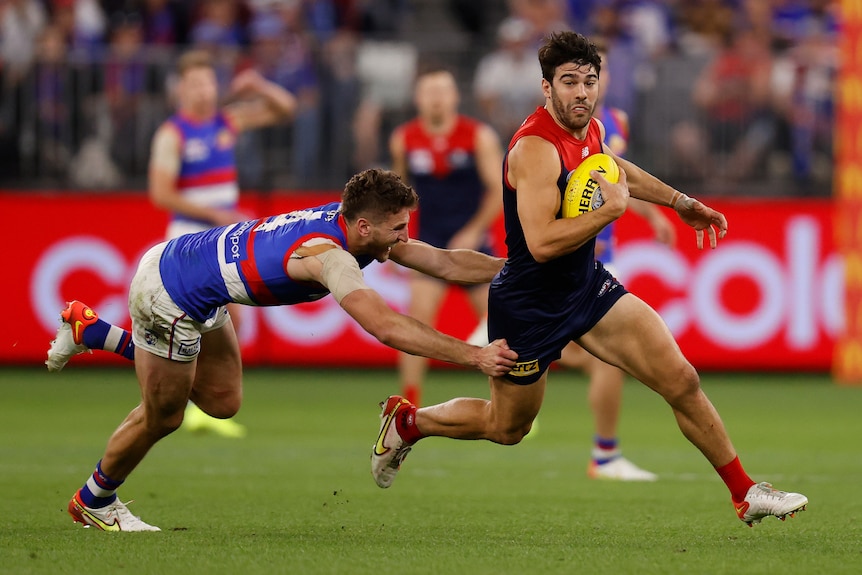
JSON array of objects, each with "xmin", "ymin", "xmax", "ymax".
[{"xmin": 128, "ymin": 243, "xmax": 231, "ymax": 362}]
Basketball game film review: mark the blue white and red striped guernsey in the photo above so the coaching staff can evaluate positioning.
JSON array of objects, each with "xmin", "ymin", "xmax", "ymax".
[
  {"xmin": 159, "ymin": 202, "xmax": 376, "ymax": 322},
  {"xmin": 168, "ymin": 111, "xmax": 240, "ymax": 226}
]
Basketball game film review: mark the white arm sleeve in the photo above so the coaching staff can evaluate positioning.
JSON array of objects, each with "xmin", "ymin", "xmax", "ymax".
[{"xmin": 314, "ymin": 248, "xmax": 370, "ymax": 304}]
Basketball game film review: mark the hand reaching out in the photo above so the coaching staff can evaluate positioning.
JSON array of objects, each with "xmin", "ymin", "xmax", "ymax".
[
  {"xmin": 675, "ymin": 196, "xmax": 728, "ymax": 249},
  {"xmin": 474, "ymin": 339, "xmax": 519, "ymax": 377}
]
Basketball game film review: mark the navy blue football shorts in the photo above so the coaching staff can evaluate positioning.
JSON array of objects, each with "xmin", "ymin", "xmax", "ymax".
[{"xmin": 488, "ymin": 263, "xmax": 628, "ymax": 385}]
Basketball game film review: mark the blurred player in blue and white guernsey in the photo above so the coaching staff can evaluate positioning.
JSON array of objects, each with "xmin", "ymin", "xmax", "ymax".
[
  {"xmin": 148, "ymin": 49, "xmax": 298, "ymax": 438},
  {"xmin": 371, "ymin": 31, "xmax": 808, "ymax": 527},
  {"xmin": 46, "ymin": 168, "xmax": 518, "ymax": 531}
]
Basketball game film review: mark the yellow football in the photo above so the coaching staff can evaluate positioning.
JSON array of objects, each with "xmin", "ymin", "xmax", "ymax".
[{"xmin": 562, "ymin": 153, "xmax": 620, "ymax": 218}]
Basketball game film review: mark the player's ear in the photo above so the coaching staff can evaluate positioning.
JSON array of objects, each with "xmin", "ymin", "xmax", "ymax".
[
  {"xmin": 356, "ymin": 217, "xmax": 372, "ymax": 237},
  {"xmin": 541, "ymin": 77, "xmax": 552, "ymax": 99}
]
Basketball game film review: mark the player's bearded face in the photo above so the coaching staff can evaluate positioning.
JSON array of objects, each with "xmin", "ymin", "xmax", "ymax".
[
  {"xmin": 547, "ymin": 63, "xmax": 598, "ymax": 132},
  {"xmin": 368, "ymin": 209, "xmax": 411, "ymax": 262}
]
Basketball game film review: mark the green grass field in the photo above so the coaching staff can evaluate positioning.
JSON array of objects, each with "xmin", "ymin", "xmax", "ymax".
[{"xmin": 1, "ymin": 367, "xmax": 860, "ymax": 575}]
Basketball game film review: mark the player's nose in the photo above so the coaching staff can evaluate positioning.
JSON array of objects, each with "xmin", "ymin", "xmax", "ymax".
[{"xmin": 574, "ymin": 82, "xmax": 589, "ymax": 99}]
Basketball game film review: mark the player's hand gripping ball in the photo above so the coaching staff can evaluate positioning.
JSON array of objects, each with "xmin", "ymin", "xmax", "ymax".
[{"xmin": 562, "ymin": 153, "xmax": 620, "ymax": 218}]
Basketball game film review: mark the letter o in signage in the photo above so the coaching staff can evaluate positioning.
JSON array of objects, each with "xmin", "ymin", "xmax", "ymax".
[
  {"xmin": 614, "ymin": 241, "xmax": 690, "ymax": 335},
  {"xmin": 692, "ymin": 243, "xmax": 785, "ymax": 349}
]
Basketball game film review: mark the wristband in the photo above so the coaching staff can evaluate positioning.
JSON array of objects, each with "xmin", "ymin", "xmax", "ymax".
[{"xmin": 670, "ymin": 191, "xmax": 689, "ymax": 209}]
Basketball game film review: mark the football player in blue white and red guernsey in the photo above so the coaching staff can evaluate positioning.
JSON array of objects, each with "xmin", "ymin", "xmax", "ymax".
[
  {"xmin": 389, "ymin": 63, "xmax": 504, "ymax": 407},
  {"xmin": 148, "ymin": 49, "xmax": 297, "ymax": 437},
  {"xmin": 45, "ymin": 168, "xmax": 518, "ymax": 531}
]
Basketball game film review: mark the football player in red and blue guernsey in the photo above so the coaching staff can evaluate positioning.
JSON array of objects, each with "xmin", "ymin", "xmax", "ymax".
[
  {"xmin": 371, "ymin": 32, "xmax": 808, "ymax": 528},
  {"xmin": 46, "ymin": 168, "xmax": 518, "ymax": 531},
  {"xmin": 389, "ymin": 64, "xmax": 504, "ymax": 407},
  {"xmin": 465, "ymin": 43, "xmax": 677, "ymax": 480},
  {"xmin": 148, "ymin": 49, "xmax": 297, "ymax": 437}
]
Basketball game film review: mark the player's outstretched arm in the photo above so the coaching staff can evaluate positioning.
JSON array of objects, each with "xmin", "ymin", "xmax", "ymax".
[
  {"xmin": 389, "ymin": 240, "xmax": 505, "ymax": 285},
  {"xmin": 341, "ymin": 289, "xmax": 517, "ymax": 377},
  {"xmin": 606, "ymin": 148, "xmax": 727, "ymax": 249},
  {"xmin": 286, "ymin": 245, "xmax": 517, "ymax": 375}
]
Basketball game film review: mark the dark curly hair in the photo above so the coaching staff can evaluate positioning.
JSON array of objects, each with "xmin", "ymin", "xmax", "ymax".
[
  {"xmin": 341, "ymin": 168, "xmax": 418, "ymax": 223},
  {"xmin": 538, "ymin": 31, "xmax": 602, "ymax": 82}
]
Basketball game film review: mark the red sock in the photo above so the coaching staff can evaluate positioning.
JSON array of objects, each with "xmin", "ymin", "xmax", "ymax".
[
  {"xmin": 716, "ymin": 456, "xmax": 756, "ymax": 502},
  {"xmin": 394, "ymin": 404, "xmax": 425, "ymax": 445},
  {"xmin": 402, "ymin": 383, "xmax": 421, "ymax": 407}
]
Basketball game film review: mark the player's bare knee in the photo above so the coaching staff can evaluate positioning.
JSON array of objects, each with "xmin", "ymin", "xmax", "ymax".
[
  {"xmin": 191, "ymin": 389, "xmax": 242, "ymax": 419},
  {"xmin": 660, "ymin": 362, "xmax": 701, "ymax": 407},
  {"xmin": 202, "ymin": 399, "xmax": 241, "ymax": 419},
  {"xmin": 145, "ymin": 405, "xmax": 185, "ymax": 438},
  {"xmin": 491, "ymin": 422, "xmax": 533, "ymax": 445}
]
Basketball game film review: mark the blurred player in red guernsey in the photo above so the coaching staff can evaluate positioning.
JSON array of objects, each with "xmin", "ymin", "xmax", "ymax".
[{"xmin": 389, "ymin": 64, "xmax": 504, "ymax": 407}]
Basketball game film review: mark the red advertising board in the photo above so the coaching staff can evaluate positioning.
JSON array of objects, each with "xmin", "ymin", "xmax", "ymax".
[
  {"xmin": 615, "ymin": 198, "xmax": 839, "ymax": 371},
  {"xmin": 4, "ymin": 192, "xmax": 840, "ymax": 371}
]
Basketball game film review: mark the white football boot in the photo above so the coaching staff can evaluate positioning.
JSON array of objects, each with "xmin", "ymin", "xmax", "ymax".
[
  {"xmin": 371, "ymin": 396, "xmax": 414, "ymax": 488},
  {"xmin": 46, "ymin": 301, "xmax": 97, "ymax": 372},
  {"xmin": 68, "ymin": 491, "xmax": 161, "ymax": 532},
  {"xmin": 588, "ymin": 456, "xmax": 658, "ymax": 482},
  {"xmin": 46, "ymin": 323, "xmax": 90, "ymax": 372},
  {"xmin": 733, "ymin": 482, "xmax": 808, "ymax": 526}
]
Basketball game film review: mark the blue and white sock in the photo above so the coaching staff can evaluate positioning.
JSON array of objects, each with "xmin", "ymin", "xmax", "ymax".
[
  {"xmin": 82, "ymin": 320, "xmax": 135, "ymax": 361},
  {"xmin": 78, "ymin": 460, "xmax": 124, "ymax": 509},
  {"xmin": 592, "ymin": 436, "xmax": 621, "ymax": 465}
]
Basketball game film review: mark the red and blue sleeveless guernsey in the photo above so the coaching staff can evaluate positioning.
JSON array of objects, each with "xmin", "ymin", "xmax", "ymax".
[
  {"xmin": 159, "ymin": 202, "xmax": 375, "ymax": 322},
  {"xmin": 500, "ymin": 106, "xmax": 605, "ymax": 295},
  {"xmin": 168, "ymin": 111, "xmax": 239, "ymax": 226},
  {"xmin": 401, "ymin": 115, "xmax": 484, "ymax": 247}
]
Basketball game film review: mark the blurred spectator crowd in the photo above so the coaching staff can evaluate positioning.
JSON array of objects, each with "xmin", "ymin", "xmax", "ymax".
[{"xmin": 0, "ymin": 0, "xmax": 840, "ymax": 196}]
